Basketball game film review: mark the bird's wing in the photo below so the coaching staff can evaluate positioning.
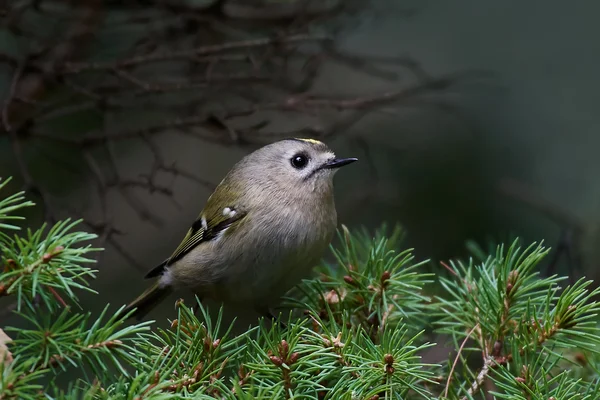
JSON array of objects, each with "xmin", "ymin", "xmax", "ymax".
[
  {"xmin": 144, "ymin": 200, "xmax": 246, "ymax": 279},
  {"xmin": 169, "ymin": 212, "xmax": 244, "ymax": 264},
  {"xmin": 165, "ymin": 202, "xmax": 247, "ymax": 267},
  {"xmin": 152, "ymin": 177, "xmax": 245, "ymax": 268}
]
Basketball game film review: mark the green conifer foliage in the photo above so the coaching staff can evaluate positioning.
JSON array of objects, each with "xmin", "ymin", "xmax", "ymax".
[{"xmin": 1, "ymin": 178, "xmax": 599, "ymax": 399}]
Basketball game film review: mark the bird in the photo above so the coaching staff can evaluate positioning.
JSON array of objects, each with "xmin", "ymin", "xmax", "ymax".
[{"xmin": 120, "ymin": 138, "xmax": 357, "ymax": 320}]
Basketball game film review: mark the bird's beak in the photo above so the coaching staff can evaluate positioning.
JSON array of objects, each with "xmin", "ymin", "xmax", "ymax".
[{"xmin": 322, "ymin": 157, "xmax": 358, "ymax": 169}]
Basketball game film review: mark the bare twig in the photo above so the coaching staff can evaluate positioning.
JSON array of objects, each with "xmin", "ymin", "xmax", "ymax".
[
  {"xmin": 31, "ymin": 71, "xmax": 471, "ymax": 147},
  {"xmin": 6, "ymin": 0, "xmax": 103, "ymax": 134},
  {"xmin": 445, "ymin": 324, "xmax": 479, "ymax": 398},
  {"xmin": 61, "ymin": 34, "xmax": 331, "ymax": 73},
  {"xmin": 460, "ymin": 356, "xmax": 498, "ymax": 400},
  {"xmin": 3, "ymin": 1, "xmax": 475, "ymax": 282}
]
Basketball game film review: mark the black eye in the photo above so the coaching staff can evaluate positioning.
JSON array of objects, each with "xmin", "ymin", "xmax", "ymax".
[{"xmin": 290, "ymin": 153, "xmax": 309, "ymax": 169}]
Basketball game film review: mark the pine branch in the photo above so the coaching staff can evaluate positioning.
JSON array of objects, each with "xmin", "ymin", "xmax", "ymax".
[
  {"xmin": 0, "ymin": 218, "xmax": 100, "ymax": 311},
  {"xmin": 1, "ymin": 179, "xmax": 599, "ymax": 399}
]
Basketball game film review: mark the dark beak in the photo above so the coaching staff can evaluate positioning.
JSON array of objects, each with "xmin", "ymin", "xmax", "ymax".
[{"xmin": 322, "ymin": 157, "xmax": 358, "ymax": 169}]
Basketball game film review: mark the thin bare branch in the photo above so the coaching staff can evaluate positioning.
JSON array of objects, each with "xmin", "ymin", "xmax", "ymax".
[
  {"xmin": 60, "ymin": 34, "xmax": 331, "ymax": 73},
  {"xmin": 445, "ymin": 324, "xmax": 479, "ymax": 398}
]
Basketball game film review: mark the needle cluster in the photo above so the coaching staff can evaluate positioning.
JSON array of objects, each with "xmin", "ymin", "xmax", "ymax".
[{"xmin": 1, "ymin": 179, "xmax": 599, "ymax": 399}]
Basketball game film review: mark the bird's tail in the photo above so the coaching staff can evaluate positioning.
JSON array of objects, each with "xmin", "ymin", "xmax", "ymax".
[{"xmin": 119, "ymin": 281, "xmax": 172, "ymax": 321}]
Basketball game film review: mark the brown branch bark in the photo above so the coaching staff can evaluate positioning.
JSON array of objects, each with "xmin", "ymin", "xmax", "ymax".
[
  {"xmin": 60, "ymin": 34, "xmax": 330, "ymax": 73},
  {"xmin": 3, "ymin": 0, "xmax": 103, "ymax": 135},
  {"xmin": 460, "ymin": 356, "xmax": 497, "ymax": 400}
]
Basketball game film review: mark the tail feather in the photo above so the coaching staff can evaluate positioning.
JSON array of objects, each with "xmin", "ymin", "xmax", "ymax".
[{"xmin": 119, "ymin": 281, "xmax": 172, "ymax": 321}]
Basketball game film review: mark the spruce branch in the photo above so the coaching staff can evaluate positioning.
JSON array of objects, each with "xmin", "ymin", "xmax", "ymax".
[
  {"xmin": 288, "ymin": 224, "xmax": 434, "ymax": 342},
  {"xmin": 7, "ymin": 305, "xmax": 149, "ymax": 373},
  {"xmin": 0, "ymin": 177, "xmax": 35, "ymax": 233},
  {"xmin": 0, "ymin": 218, "xmax": 100, "ymax": 311},
  {"xmin": 436, "ymin": 239, "xmax": 600, "ymax": 399},
  {"xmin": 1, "ymin": 173, "xmax": 599, "ymax": 399},
  {"xmin": 459, "ymin": 356, "xmax": 500, "ymax": 400}
]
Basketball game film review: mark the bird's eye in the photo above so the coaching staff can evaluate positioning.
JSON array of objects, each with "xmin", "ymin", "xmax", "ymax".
[{"xmin": 290, "ymin": 153, "xmax": 309, "ymax": 169}]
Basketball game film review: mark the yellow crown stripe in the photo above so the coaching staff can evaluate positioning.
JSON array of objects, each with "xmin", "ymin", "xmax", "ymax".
[{"xmin": 294, "ymin": 138, "xmax": 324, "ymax": 145}]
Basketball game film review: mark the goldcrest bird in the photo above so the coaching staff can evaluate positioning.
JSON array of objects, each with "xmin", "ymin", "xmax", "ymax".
[{"xmin": 121, "ymin": 138, "xmax": 357, "ymax": 320}]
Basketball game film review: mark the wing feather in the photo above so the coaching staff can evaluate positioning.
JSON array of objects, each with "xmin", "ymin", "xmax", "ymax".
[{"xmin": 166, "ymin": 207, "xmax": 246, "ymax": 265}]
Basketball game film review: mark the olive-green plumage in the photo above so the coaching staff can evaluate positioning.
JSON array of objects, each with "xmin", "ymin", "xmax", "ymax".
[{"xmin": 121, "ymin": 138, "xmax": 357, "ymax": 320}]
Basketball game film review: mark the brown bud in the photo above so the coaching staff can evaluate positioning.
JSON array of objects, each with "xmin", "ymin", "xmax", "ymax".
[
  {"xmin": 3, "ymin": 259, "xmax": 16, "ymax": 272},
  {"xmin": 506, "ymin": 282, "xmax": 513, "ymax": 295},
  {"xmin": 492, "ymin": 340, "xmax": 503, "ymax": 357},
  {"xmin": 520, "ymin": 364, "xmax": 528, "ymax": 378},
  {"xmin": 515, "ymin": 376, "xmax": 526, "ymax": 383},
  {"xmin": 212, "ymin": 339, "xmax": 221, "ymax": 348},
  {"xmin": 170, "ymin": 319, "xmax": 179, "ymax": 329},
  {"xmin": 381, "ymin": 271, "xmax": 391, "ymax": 285},
  {"xmin": 325, "ymin": 290, "xmax": 340, "ymax": 304},
  {"xmin": 203, "ymin": 337, "xmax": 211, "ymax": 352},
  {"xmin": 269, "ymin": 356, "xmax": 283, "ymax": 366},
  {"xmin": 193, "ymin": 363, "xmax": 203, "ymax": 379},
  {"xmin": 289, "ymin": 352, "xmax": 299, "ymax": 364},
  {"xmin": 343, "ymin": 275, "xmax": 356, "ymax": 285},
  {"xmin": 574, "ymin": 352, "xmax": 587, "ymax": 366},
  {"xmin": 385, "ymin": 365, "xmax": 395, "ymax": 374},
  {"xmin": 368, "ymin": 396, "xmax": 380, "ymax": 400},
  {"xmin": 43, "ymin": 246, "xmax": 64, "ymax": 263},
  {"xmin": 105, "ymin": 340, "xmax": 122, "ymax": 348},
  {"xmin": 279, "ymin": 340, "xmax": 289, "ymax": 357},
  {"xmin": 384, "ymin": 353, "xmax": 394, "ymax": 365}
]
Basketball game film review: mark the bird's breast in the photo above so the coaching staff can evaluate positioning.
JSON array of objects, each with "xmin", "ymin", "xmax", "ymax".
[
  {"xmin": 217, "ymin": 200, "xmax": 336, "ymax": 303},
  {"xmin": 170, "ymin": 196, "xmax": 337, "ymax": 307}
]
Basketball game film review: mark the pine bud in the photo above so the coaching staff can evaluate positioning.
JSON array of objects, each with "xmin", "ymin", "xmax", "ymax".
[
  {"xmin": 343, "ymin": 275, "xmax": 356, "ymax": 286},
  {"xmin": 269, "ymin": 356, "xmax": 283, "ymax": 366},
  {"xmin": 381, "ymin": 271, "xmax": 391, "ymax": 286},
  {"xmin": 279, "ymin": 340, "xmax": 289, "ymax": 357},
  {"xmin": 492, "ymin": 340, "xmax": 503, "ymax": 357},
  {"xmin": 384, "ymin": 353, "xmax": 394, "ymax": 365}
]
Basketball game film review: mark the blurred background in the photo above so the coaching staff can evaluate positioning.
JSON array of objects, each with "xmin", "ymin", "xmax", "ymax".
[{"xmin": 1, "ymin": 0, "xmax": 599, "ymax": 328}]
